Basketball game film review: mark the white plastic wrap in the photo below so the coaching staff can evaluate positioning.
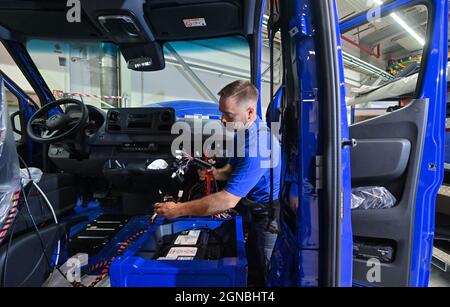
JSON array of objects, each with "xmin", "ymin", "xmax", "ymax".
[
  {"xmin": 20, "ymin": 167, "xmax": 43, "ymax": 185},
  {"xmin": 348, "ymin": 62, "xmax": 450, "ymax": 105},
  {"xmin": 147, "ymin": 159, "xmax": 169, "ymax": 170},
  {"xmin": 351, "ymin": 187, "xmax": 397, "ymax": 210},
  {"xmin": 0, "ymin": 82, "xmax": 21, "ymax": 226}
]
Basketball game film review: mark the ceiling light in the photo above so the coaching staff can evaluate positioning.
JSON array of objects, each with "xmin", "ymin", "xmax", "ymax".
[{"xmin": 372, "ymin": 0, "xmax": 425, "ymax": 46}]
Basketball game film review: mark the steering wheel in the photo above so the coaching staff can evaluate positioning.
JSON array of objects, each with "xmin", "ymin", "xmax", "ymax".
[{"xmin": 26, "ymin": 98, "xmax": 89, "ymax": 143}]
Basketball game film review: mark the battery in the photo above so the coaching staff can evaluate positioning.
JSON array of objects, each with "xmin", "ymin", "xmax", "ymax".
[
  {"xmin": 69, "ymin": 215, "xmax": 129, "ymax": 256},
  {"xmin": 109, "ymin": 217, "xmax": 247, "ymax": 287}
]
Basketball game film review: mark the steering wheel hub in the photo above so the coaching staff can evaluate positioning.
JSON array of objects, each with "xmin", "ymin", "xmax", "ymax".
[{"xmin": 46, "ymin": 114, "xmax": 69, "ymax": 131}]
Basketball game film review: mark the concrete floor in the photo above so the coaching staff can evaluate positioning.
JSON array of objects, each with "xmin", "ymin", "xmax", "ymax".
[{"xmin": 429, "ymin": 266, "xmax": 450, "ymax": 287}]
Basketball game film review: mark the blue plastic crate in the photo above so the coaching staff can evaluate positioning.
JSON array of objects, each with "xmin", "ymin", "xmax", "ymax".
[{"xmin": 109, "ymin": 217, "xmax": 247, "ymax": 287}]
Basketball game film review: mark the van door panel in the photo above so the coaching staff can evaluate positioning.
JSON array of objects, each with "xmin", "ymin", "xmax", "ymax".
[{"xmin": 350, "ymin": 100, "xmax": 428, "ymax": 286}]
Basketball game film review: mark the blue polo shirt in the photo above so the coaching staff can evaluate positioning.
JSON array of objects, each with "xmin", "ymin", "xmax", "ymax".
[{"xmin": 225, "ymin": 117, "xmax": 281, "ymax": 203}]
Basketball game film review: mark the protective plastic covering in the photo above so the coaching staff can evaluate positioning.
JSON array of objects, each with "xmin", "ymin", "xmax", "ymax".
[
  {"xmin": 0, "ymin": 79, "xmax": 21, "ymax": 226},
  {"xmin": 20, "ymin": 167, "xmax": 43, "ymax": 185},
  {"xmin": 351, "ymin": 187, "xmax": 397, "ymax": 210},
  {"xmin": 348, "ymin": 61, "xmax": 450, "ymax": 105},
  {"xmin": 147, "ymin": 159, "xmax": 169, "ymax": 170}
]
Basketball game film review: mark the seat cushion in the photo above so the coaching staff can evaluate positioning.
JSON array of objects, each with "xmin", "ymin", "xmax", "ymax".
[{"xmin": 0, "ymin": 223, "xmax": 64, "ymax": 287}]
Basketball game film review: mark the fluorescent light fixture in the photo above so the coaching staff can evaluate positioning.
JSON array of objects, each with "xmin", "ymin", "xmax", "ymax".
[
  {"xmin": 372, "ymin": 0, "xmax": 425, "ymax": 46},
  {"xmin": 389, "ymin": 12, "xmax": 425, "ymax": 46}
]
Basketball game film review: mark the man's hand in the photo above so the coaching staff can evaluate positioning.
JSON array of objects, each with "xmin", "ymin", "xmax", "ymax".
[
  {"xmin": 154, "ymin": 202, "xmax": 182, "ymax": 218},
  {"xmin": 154, "ymin": 191, "xmax": 240, "ymax": 217},
  {"xmin": 197, "ymin": 167, "xmax": 219, "ymax": 181}
]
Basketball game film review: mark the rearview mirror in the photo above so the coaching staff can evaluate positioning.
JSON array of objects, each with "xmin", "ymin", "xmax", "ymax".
[
  {"xmin": 120, "ymin": 42, "xmax": 165, "ymax": 71},
  {"xmin": 127, "ymin": 57, "xmax": 153, "ymax": 71}
]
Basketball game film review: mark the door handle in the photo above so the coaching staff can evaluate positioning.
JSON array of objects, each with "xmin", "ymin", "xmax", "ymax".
[{"xmin": 10, "ymin": 110, "xmax": 22, "ymax": 136}]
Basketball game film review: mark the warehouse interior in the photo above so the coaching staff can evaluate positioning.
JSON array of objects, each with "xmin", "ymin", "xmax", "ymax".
[{"xmin": 0, "ymin": 0, "xmax": 448, "ymax": 288}]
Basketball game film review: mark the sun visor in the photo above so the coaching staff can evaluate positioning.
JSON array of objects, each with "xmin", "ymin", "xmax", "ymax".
[
  {"xmin": 79, "ymin": 1, "xmax": 166, "ymax": 71},
  {"xmin": 144, "ymin": 1, "xmax": 247, "ymax": 40}
]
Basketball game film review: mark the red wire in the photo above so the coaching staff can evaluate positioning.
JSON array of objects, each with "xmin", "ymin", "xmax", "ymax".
[
  {"xmin": 203, "ymin": 156, "xmax": 212, "ymax": 195},
  {"xmin": 88, "ymin": 229, "xmax": 147, "ymax": 287},
  {"xmin": 0, "ymin": 192, "xmax": 21, "ymax": 245}
]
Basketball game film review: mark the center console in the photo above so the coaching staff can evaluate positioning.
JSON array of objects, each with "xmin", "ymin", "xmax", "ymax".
[{"xmin": 106, "ymin": 107, "xmax": 175, "ymax": 134}]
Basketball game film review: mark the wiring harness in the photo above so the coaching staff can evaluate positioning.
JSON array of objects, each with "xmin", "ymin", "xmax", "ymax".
[
  {"xmin": 86, "ymin": 229, "xmax": 147, "ymax": 287},
  {"xmin": 172, "ymin": 150, "xmax": 233, "ymax": 219},
  {"xmin": 0, "ymin": 192, "xmax": 21, "ymax": 245}
]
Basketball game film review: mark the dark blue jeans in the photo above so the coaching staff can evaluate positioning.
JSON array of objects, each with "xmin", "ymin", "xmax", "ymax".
[{"xmin": 237, "ymin": 199, "xmax": 280, "ymax": 286}]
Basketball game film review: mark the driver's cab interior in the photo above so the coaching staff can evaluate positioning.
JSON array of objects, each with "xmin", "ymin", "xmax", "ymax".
[{"xmin": 0, "ymin": 0, "xmax": 269, "ymax": 287}]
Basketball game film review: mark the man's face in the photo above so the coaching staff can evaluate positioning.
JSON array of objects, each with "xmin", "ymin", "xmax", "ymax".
[{"xmin": 219, "ymin": 96, "xmax": 253, "ymax": 130}]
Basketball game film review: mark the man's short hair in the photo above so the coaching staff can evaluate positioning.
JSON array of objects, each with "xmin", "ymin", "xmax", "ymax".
[{"xmin": 218, "ymin": 80, "xmax": 259, "ymax": 106}]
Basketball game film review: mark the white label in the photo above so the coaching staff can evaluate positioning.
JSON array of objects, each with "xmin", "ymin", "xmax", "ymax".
[
  {"xmin": 183, "ymin": 18, "xmax": 206, "ymax": 28},
  {"xmin": 176, "ymin": 257, "xmax": 194, "ymax": 260},
  {"xmin": 175, "ymin": 235, "xmax": 199, "ymax": 245},
  {"xmin": 166, "ymin": 247, "xmax": 198, "ymax": 259},
  {"xmin": 188, "ymin": 230, "xmax": 201, "ymax": 237},
  {"xmin": 174, "ymin": 230, "xmax": 201, "ymax": 245}
]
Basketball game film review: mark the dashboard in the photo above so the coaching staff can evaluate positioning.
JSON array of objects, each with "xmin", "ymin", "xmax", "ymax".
[{"xmin": 48, "ymin": 106, "xmax": 227, "ymax": 177}]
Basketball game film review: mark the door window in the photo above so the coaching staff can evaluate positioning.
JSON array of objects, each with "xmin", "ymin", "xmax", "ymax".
[{"xmin": 340, "ymin": 4, "xmax": 429, "ymax": 124}]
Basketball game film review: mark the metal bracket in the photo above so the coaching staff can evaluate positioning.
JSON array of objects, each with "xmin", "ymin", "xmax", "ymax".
[
  {"xmin": 289, "ymin": 15, "xmax": 314, "ymax": 40},
  {"xmin": 432, "ymin": 247, "xmax": 450, "ymax": 272}
]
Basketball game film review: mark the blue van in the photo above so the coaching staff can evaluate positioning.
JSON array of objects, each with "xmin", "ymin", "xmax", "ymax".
[{"xmin": 0, "ymin": 0, "xmax": 447, "ymax": 287}]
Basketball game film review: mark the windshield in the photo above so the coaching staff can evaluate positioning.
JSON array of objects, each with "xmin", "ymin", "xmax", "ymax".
[{"xmin": 26, "ymin": 36, "xmax": 251, "ymax": 112}]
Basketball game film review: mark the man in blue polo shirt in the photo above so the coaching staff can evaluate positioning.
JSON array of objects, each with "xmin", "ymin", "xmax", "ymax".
[{"xmin": 155, "ymin": 80, "xmax": 281, "ymax": 285}]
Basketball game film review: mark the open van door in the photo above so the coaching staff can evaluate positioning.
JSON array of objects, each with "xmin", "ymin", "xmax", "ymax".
[
  {"xmin": 268, "ymin": 0, "xmax": 353, "ymax": 287},
  {"xmin": 340, "ymin": 0, "xmax": 448, "ymax": 287}
]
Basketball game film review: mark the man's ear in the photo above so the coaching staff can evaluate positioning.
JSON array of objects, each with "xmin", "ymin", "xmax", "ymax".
[{"xmin": 247, "ymin": 105, "xmax": 255, "ymax": 117}]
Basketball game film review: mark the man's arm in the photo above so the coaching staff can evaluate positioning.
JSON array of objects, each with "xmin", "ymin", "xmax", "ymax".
[
  {"xmin": 198, "ymin": 163, "xmax": 234, "ymax": 181},
  {"xmin": 154, "ymin": 190, "xmax": 241, "ymax": 218}
]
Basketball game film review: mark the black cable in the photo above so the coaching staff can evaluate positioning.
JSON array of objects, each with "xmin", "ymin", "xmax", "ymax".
[
  {"xmin": 20, "ymin": 184, "xmax": 72, "ymax": 287},
  {"xmin": 188, "ymin": 183, "xmax": 204, "ymax": 201},
  {"xmin": 16, "ymin": 182, "xmax": 54, "ymax": 287},
  {"xmin": 18, "ymin": 154, "xmax": 45, "ymax": 220},
  {"xmin": 3, "ymin": 157, "xmax": 73, "ymax": 286},
  {"xmin": 16, "ymin": 182, "xmax": 72, "ymax": 287},
  {"xmin": 1, "ymin": 155, "xmax": 31, "ymax": 286},
  {"xmin": 2, "ymin": 186, "xmax": 42, "ymax": 286},
  {"xmin": 19, "ymin": 154, "xmax": 55, "ymax": 228},
  {"xmin": 211, "ymin": 174, "xmax": 219, "ymax": 193},
  {"xmin": 18, "ymin": 154, "xmax": 49, "ymax": 226},
  {"xmin": 2, "ymin": 197, "xmax": 22, "ymax": 287},
  {"xmin": 17, "ymin": 155, "xmax": 31, "ymax": 180}
]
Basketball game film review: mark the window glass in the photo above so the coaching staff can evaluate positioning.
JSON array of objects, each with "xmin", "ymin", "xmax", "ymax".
[
  {"xmin": 27, "ymin": 36, "xmax": 251, "ymax": 113},
  {"xmin": 340, "ymin": 4, "xmax": 429, "ymax": 124}
]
